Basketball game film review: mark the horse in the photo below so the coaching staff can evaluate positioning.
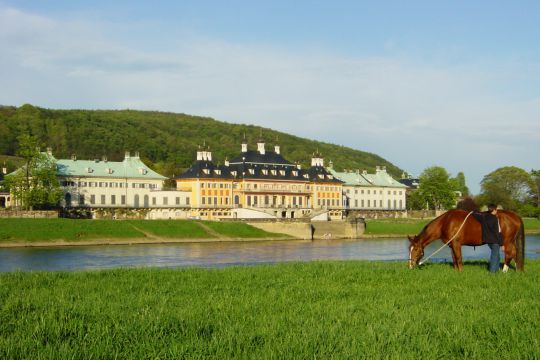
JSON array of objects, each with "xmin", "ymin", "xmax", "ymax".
[{"xmin": 408, "ymin": 209, "xmax": 525, "ymax": 271}]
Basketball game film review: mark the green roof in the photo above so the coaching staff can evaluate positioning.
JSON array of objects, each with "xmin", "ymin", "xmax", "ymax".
[
  {"xmin": 328, "ymin": 168, "xmax": 407, "ymax": 188},
  {"xmin": 56, "ymin": 156, "xmax": 167, "ymax": 180}
]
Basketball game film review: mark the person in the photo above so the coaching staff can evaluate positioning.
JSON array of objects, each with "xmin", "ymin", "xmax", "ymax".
[{"xmin": 472, "ymin": 204, "xmax": 503, "ymax": 273}]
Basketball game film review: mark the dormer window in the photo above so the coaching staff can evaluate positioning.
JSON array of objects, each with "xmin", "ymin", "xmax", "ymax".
[
  {"xmin": 86, "ymin": 167, "xmax": 93, "ymax": 173},
  {"xmin": 262, "ymin": 169, "xmax": 268, "ymax": 175},
  {"xmin": 271, "ymin": 170, "xmax": 277, "ymax": 176},
  {"xmin": 328, "ymin": 175, "xmax": 333, "ymax": 179},
  {"xmin": 138, "ymin": 168, "xmax": 148, "ymax": 175},
  {"xmin": 318, "ymin": 174, "xmax": 324, "ymax": 179},
  {"xmin": 203, "ymin": 169, "xmax": 210, "ymax": 174},
  {"xmin": 292, "ymin": 171, "xmax": 298, "ymax": 177},
  {"xmin": 107, "ymin": 168, "xmax": 114, "ymax": 174},
  {"xmin": 214, "ymin": 169, "xmax": 221, "ymax": 175},
  {"xmin": 303, "ymin": 174, "xmax": 309, "ymax": 179},
  {"xmin": 279, "ymin": 170, "xmax": 285, "ymax": 176},
  {"xmin": 231, "ymin": 171, "xmax": 237, "ymax": 177},
  {"xmin": 249, "ymin": 169, "xmax": 255, "ymax": 175}
]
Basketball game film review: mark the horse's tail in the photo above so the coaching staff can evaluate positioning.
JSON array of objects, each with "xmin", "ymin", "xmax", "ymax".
[{"xmin": 515, "ymin": 217, "xmax": 525, "ymax": 271}]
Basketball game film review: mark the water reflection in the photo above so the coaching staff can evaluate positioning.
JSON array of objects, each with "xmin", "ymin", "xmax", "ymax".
[{"xmin": 0, "ymin": 235, "xmax": 539, "ymax": 272}]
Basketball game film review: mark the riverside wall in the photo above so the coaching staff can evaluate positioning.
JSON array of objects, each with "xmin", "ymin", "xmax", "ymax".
[
  {"xmin": 0, "ymin": 210, "xmax": 59, "ymax": 218},
  {"xmin": 248, "ymin": 220, "xmax": 365, "ymax": 240}
]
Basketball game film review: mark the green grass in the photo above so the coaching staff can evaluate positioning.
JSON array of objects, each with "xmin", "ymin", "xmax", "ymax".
[
  {"xmin": 523, "ymin": 217, "xmax": 540, "ymax": 233},
  {"xmin": 0, "ymin": 219, "xmax": 284, "ymax": 243},
  {"xmin": 0, "ymin": 219, "xmax": 143, "ymax": 242},
  {"xmin": 0, "ymin": 260, "xmax": 538, "ymax": 359},
  {"xmin": 127, "ymin": 220, "xmax": 212, "ymax": 239},
  {"xmin": 364, "ymin": 218, "xmax": 431, "ymax": 236},
  {"xmin": 202, "ymin": 221, "xmax": 288, "ymax": 238}
]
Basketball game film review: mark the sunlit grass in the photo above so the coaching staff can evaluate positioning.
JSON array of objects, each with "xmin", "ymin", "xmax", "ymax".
[{"xmin": 0, "ymin": 260, "xmax": 538, "ymax": 358}]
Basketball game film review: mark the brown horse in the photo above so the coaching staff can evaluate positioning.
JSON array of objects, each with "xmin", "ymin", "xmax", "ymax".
[{"xmin": 408, "ymin": 209, "xmax": 525, "ymax": 271}]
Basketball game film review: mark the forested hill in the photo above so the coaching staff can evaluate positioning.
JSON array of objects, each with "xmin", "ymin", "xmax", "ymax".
[{"xmin": 0, "ymin": 104, "xmax": 403, "ymax": 178}]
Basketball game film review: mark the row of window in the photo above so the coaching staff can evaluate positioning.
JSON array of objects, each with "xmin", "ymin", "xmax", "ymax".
[
  {"xmin": 201, "ymin": 197, "xmax": 230, "ymax": 205},
  {"xmin": 246, "ymin": 195, "xmax": 305, "ymax": 207},
  {"xmin": 65, "ymin": 193, "xmax": 189, "ymax": 207},
  {"xmin": 346, "ymin": 188, "xmax": 403, "ymax": 196},
  {"xmin": 349, "ymin": 199, "xmax": 404, "ymax": 209},
  {"xmin": 61, "ymin": 181, "xmax": 158, "ymax": 189}
]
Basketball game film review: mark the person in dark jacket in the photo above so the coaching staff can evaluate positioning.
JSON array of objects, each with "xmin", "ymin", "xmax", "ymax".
[{"xmin": 472, "ymin": 204, "xmax": 503, "ymax": 273}]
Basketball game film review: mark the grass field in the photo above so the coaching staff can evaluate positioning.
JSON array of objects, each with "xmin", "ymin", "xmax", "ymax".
[
  {"xmin": 0, "ymin": 260, "xmax": 538, "ymax": 359},
  {"xmin": 0, "ymin": 219, "xmax": 285, "ymax": 243},
  {"xmin": 366, "ymin": 217, "xmax": 540, "ymax": 236},
  {"xmin": 364, "ymin": 218, "xmax": 430, "ymax": 236}
]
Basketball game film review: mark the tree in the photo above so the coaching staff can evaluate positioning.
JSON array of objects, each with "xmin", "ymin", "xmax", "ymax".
[
  {"xmin": 4, "ymin": 135, "xmax": 62, "ymax": 210},
  {"xmin": 478, "ymin": 166, "xmax": 535, "ymax": 210},
  {"xmin": 449, "ymin": 171, "xmax": 469, "ymax": 197},
  {"xmin": 531, "ymin": 169, "xmax": 540, "ymax": 207},
  {"xmin": 416, "ymin": 166, "xmax": 457, "ymax": 210}
]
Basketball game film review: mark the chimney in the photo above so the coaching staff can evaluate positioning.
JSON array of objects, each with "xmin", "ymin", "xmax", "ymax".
[
  {"xmin": 134, "ymin": 152, "xmax": 140, "ymax": 159},
  {"xmin": 257, "ymin": 140, "xmax": 265, "ymax": 155},
  {"xmin": 71, "ymin": 154, "xmax": 77, "ymax": 161},
  {"xmin": 296, "ymin": 163, "xmax": 302, "ymax": 170},
  {"xmin": 125, "ymin": 151, "xmax": 130, "ymax": 159},
  {"xmin": 274, "ymin": 145, "xmax": 280, "ymax": 154},
  {"xmin": 241, "ymin": 135, "xmax": 248, "ymax": 153},
  {"xmin": 224, "ymin": 159, "xmax": 229, "ymax": 167}
]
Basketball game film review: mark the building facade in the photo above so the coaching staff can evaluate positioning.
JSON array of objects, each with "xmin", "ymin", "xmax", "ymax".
[
  {"xmin": 56, "ymin": 152, "xmax": 190, "ymax": 219},
  {"xmin": 176, "ymin": 140, "xmax": 344, "ymax": 220},
  {"xmin": 329, "ymin": 166, "xmax": 407, "ymax": 211}
]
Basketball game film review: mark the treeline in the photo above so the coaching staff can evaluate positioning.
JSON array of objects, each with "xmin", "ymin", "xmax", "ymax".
[{"xmin": 0, "ymin": 104, "xmax": 403, "ymax": 177}]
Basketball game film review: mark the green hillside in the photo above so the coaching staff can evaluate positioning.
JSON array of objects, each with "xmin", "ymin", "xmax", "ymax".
[{"xmin": 0, "ymin": 104, "xmax": 403, "ymax": 178}]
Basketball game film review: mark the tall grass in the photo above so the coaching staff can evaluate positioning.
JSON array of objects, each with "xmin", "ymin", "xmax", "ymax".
[{"xmin": 0, "ymin": 260, "xmax": 538, "ymax": 358}]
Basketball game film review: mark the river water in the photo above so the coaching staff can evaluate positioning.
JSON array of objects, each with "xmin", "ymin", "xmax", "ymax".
[{"xmin": 1, "ymin": 235, "xmax": 539, "ymax": 272}]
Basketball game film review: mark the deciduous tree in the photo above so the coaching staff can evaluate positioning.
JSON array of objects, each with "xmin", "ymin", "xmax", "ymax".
[
  {"xmin": 478, "ymin": 166, "xmax": 534, "ymax": 210},
  {"xmin": 417, "ymin": 166, "xmax": 456, "ymax": 210}
]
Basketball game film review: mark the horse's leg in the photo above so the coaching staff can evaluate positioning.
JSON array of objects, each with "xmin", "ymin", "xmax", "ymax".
[
  {"xmin": 451, "ymin": 242, "xmax": 464, "ymax": 271},
  {"xmin": 503, "ymin": 243, "xmax": 516, "ymax": 273}
]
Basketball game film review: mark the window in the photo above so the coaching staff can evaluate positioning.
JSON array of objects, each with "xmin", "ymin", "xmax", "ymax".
[
  {"xmin": 79, "ymin": 195, "xmax": 85, "ymax": 206},
  {"xmin": 214, "ymin": 197, "xmax": 217, "ymax": 205},
  {"xmin": 361, "ymin": 200, "xmax": 364, "ymax": 207},
  {"xmin": 355, "ymin": 200, "xmax": 358, "ymax": 208},
  {"xmin": 90, "ymin": 195, "xmax": 96, "ymax": 204},
  {"xmin": 262, "ymin": 169, "xmax": 268, "ymax": 175},
  {"xmin": 163, "ymin": 197, "xmax": 168, "ymax": 206},
  {"xmin": 101, "ymin": 195, "xmax": 105, "ymax": 204},
  {"xmin": 249, "ymin": 169, "xmax": 254, "ymax": 175},
  {"xmin": 111, "ymin": 195, "xmax": 116, "ymax": 205},
  {"xmin": 152, "ymin": 197, "xmax": 156, "ymax": 205},
  {"xmin": 280, "ymin": 170, "xmax": 285, "ymax": 176},
  {"xmin": 186, "ymin": 197, "xmax": 190, "ymax": 205},
  {"xmin": 367, "ymin": 200, "xmax": 370, "ymax": 207},
  {"xmin": 176, "ymin": 197, "xmax": 180, "ymax": 205},
  {"xmin": 121, "ymin": 195, "xmax": 126, "ymax": 205},
  {"xmin": 202, "ymin": 197, "xmax": 206, "ymax": 205},
  {"xmin": 388, "ymin": 199, "xmax": 391, "ymax": 209}
]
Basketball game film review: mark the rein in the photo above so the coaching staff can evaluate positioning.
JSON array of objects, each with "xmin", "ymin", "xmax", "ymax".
[{"xmin": 418, "ymin": 211, "xmax": 473, "ymax": 266}]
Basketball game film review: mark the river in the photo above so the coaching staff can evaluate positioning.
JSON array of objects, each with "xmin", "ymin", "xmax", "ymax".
[{"xmin": 1, "ymin": 235, "xmax": 539, "ymax": 272}]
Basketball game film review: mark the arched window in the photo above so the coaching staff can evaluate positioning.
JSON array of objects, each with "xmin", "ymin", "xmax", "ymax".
[
  {"xmin": 144, "ymin": 195, "xmax": 149, "ymax": 208},
  {"xmin": 234, "ymin": 195, "xmax": 240, "ymax": 205},
  {"xmin": 134, "ymin": 194, "xmax": 140, "ymax": 208}
]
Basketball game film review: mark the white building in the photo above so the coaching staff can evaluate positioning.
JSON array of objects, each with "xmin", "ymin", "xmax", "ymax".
[
  {"xmin": 328, "ymin": 165, "xmax": 408, "ymax": 211},
  {"xmin": 56, "ymin": 151, "xmax": 191, "ymax": 219}
]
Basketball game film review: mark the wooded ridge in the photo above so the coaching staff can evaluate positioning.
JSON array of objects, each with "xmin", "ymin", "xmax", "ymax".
[{"xmin": 0, "ymin": 104, "xmax": 403, "ymax": 178}]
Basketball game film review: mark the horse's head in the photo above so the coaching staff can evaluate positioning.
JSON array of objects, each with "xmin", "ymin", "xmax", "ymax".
[{"xmin": 407, "ymin": 235, "xmax": 424, "ymax": 269}]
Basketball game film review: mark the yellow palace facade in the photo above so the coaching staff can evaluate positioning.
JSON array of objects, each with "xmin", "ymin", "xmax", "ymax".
[{"xmin": 176, "ymin": 139, "xmax": 343, "ymax": 220}]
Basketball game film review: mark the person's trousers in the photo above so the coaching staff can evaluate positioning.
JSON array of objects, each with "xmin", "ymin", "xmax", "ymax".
[{"xmin": 487, "ymin": 243, "xmax": 500, "ymax": 273}]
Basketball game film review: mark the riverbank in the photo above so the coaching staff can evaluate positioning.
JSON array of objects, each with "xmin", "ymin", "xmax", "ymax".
[
  {"xmin": 1, "ymin": 217, "xmax": 539, "ymax": 248},
  {"xmin": 0, "ymin": 218, "xmax": 289, "ymax": 247},
  {"xmin": 0, "ymin": 260, "xmax": 538, "ymax": 358}
]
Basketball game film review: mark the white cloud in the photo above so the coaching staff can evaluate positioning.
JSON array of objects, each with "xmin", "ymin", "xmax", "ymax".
[{"xmin": 1, "ymin": 6, "xmax": 539, "ymax": 193}]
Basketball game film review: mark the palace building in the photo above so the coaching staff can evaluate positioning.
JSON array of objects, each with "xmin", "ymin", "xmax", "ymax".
[{"xmin": 176, "ymin": 139, "xmax": 344, "ymax": 220}]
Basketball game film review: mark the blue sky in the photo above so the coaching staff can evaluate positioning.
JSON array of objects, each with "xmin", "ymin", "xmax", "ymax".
[{"xmin": 1, "ymin": 0, "xmax": 539, "ymax": 193}]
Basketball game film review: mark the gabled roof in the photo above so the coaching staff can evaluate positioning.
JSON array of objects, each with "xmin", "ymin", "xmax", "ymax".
[
  {"xmin": 176, "ymin": 160, "xmax": 232, "ymax": 179},
  {"xmin": 56, "ymin": 156, "xmax": 167, "ymax": 180},
  {"xmin": 229, "ymin": 150, "xmax": 293, "ymax": 166},
  {"xmin": 307, "ymin": 166, "xmax": 343, "ymax": 184},
  {"xmin": 329, "ymin": 168, "xmax": 407, "ymax": 188}
]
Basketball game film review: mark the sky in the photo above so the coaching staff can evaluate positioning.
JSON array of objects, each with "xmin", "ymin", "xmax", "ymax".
[{"xmin": 1, "ymin": 0, "xmax": 539, "ymax": 194}]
